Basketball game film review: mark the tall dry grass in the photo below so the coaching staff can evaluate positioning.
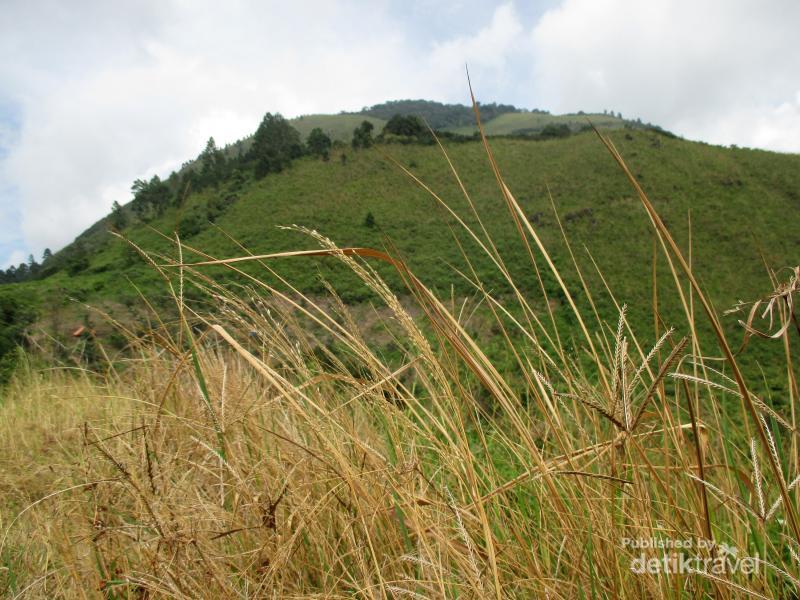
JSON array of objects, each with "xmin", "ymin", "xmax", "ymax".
[{"xmin": 1, "ymin": 118, "xmax": 799, "ymax": 598}]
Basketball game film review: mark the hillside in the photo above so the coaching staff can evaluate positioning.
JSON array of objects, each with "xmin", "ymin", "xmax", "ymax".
[
  {"xmin": 290, "ymin": 114, "xmax": 386, "ymax": 142},
  {"xmin": 218, "ymin": 100, "xmax": 639, "ymax": 153},
  {"xmin": 353, "ymin": 98, "xmax": 521, "ymax": 129},
  {"xmin": 4, "ymin": 112, "xmax": 800, "ymax": 597},
  {"xmin": 448, "ymin": 110, "xmax": 628, "ymax": 135},
  {"xmin": 2, "ymin": 113, "xmax": 799, "ymax": 388}
]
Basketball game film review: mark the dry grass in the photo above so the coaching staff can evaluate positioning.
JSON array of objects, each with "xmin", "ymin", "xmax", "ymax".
[{"xmin": 1, "ymin": 122, "xmax": 799, "ymax": 599}]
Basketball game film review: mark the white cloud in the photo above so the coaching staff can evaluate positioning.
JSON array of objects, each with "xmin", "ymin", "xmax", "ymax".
[
  {"xmin": 0, "ymin": 0, "xmax": 424, "ymax": 261},
  {"xmin": 2, "ymin": 0, "xmax": 800, "ymax": 268},
  {"xmin": 4, "ymin": 250, "xmax": 27, "ymax": 269},
  {"xmin": 428, "ymin": 4, "xmax": 532, "ymax": 95},
  {"xmin": 0, "ymin": 1, "xmax": 539, "ymax": 265},
  {"xmin": 531, "ymin": 0, "xmax": 800, "ymax": 148}
]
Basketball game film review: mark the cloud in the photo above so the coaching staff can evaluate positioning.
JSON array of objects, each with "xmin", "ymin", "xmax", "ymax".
[
  {"xmin": 0, "ymin": 1, "xmax": 417, "ymax": 263},
  {"xmin": 531, "ymin": 0, "xmax": 800, "ymax": 148},
  {"xmin": 428, "ymin": 4, "xmax": 532, "ymax": 96},
  {"xmin": 4, "ymin": 250, "xmax": 27, "ymax": 270},
  {"xmin": 2, "ymin": 0, "xmax": 800, "ymax": 268},
  {"xmin": 0, "ymin": 1, "xmax": 541, "ymax": 266}
]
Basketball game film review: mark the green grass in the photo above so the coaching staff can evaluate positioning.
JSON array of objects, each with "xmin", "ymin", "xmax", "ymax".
[
  {"xmin": 290, "ymin": 114, "xmax": 387, "ymax": 142},
  {"xmin": 3, "ymin": 129, "xmax": 799, "ymax": 389},
  {"xmin": 286, "ymin": 109, "xmax": 628, "ymax": 139},
  {"xmin": 447, "ymin": 111, "xmax": 627, "ymax": 135}
]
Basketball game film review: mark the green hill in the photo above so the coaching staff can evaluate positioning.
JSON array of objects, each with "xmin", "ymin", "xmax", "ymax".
[
  {"xmin": 213, "ymin": 100, "xmax": 637, "ymax": 162},
  {"xmin": 2, "ymin": 103, "xmax": 798, "ymax": 386},
  {"xmin": 354, "ymin": 99, "xmax": 520, "ymax": 129},
  {"xmin": 295, "ymin": 102, "xmax": 635, "ymax": 140},
  {"xmin": 290, "ymin": 114, "xmax": 387, "ymax": 143},
  {"xmin": 4, "ymin": 100, "xmax": 800, "ymax": 600},
  {"xmin": 448, "ymin": 111, "xmax": 627, "ymax": 135}
]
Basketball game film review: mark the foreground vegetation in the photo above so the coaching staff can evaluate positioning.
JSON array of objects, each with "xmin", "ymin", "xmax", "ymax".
[{"xmin": 2, "ymin": 122, "xmax": 799, "ymax": 598}]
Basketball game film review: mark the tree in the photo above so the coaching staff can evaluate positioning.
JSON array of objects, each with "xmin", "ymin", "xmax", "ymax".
[
  {"xmin": 130, "ymin": 179, "xmax": 149, "ymax": 220},
  {"xmin": 306, "ymin": 128, "xmax": 332, "ymax": 160},
  {"xmin": 27, "ymin": 254, "xmax": 39, "ymax": 278},
  {"xmin": 539, "ymin": 124, "xmax": 571, "ymax": 139},
  {"xmin": 199, "ymin": 137, "xmax": 226, "ymax": 186},
  {"xmin": 352, "ymin": 121, "xmax": 374, "ymax": 149},
  {"xmin": 364, "ymin": 211, "xmax": 376, "ymax": 228},
  {"xmin": 174, "ymin": 172, "xmax": 195, "ymax": 207},
  {"xmin": 228, "ymin": 167, "xmax": 246, "ymax": 191},
  {"xmin": 110, "ymin": 200, "xmax": 127, "ymax": 229},
  {"xmin": 130, "ymin": 176, "xmax": 170, "ymax": 221},
  {"xmin": 248, "ymin": 113, "xmax": 303, "ymax": 179},
  {"xmin": 383, "ymin": 114, "xmax": 424, "ymax": 137},
  {"xmin": 14, "ymin": 262, "xmax": 29, "ymax": 281},
  {"xmin": 42, "ymin": 248, "xmax": 53, "ymax": 263}
]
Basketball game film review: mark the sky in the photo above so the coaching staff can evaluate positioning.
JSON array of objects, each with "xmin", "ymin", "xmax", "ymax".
[{"xmin": 1, "ymin": 0, "xmax": 799, "ymax": 269}]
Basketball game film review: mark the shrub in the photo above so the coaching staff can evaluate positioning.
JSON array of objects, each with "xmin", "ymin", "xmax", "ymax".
[
  {"xmin": 352, "ymin": 121, "xmax": 374, "ymax": 149},
  {"xmin": 383, "ymin": 114, "xmax": 425, "ymax": 137},
  {"xmin": 306, "ymin": 127, "xmax": 332, "ymax": 160},
  {"xmin": 538, "ymin": 123, "xmax": 572, "ymax": 139}
]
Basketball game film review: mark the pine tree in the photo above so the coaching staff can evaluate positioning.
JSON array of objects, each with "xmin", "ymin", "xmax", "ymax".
[
  {"xmin": 199, "ymin": 137, "xmax": 226, "ymax": 186},
  {"xmin": 248, "ymin": 113, "xmax": 303, "ymax": 178},
  {"xmin": 110, "ymin": 200, "xmax": 127, "ymax": 229}
]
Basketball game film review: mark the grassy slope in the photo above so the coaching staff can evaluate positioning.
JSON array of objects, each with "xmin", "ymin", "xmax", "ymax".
[
  {"xmin": 448, "ymin": 111, "xmax": 627, "ymax": 135},
  {"xmin": 290, "ymin": 114, "xmax": 386, "ymax": 142},
  {"xmin": 287, "ymin": 111, "xmax": 627, "ymax": 140},
  {"xmin": 7, "ymin": 129, "xmax": 800, "ymax": 383},
  {"xmin": 234, "ymin": 110, "xmax": 629, "ymax": 153},
  {"xmin": 216, "ymin": 115, "xmax": 387, "ymax": 159}
]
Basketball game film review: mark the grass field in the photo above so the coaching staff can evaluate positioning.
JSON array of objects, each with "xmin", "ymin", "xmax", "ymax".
[{"xmin": 2, "ymin": 128, "xmax": 800, "ymax": 597}]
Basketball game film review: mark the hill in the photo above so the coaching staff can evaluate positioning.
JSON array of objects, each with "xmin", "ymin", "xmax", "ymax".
[
  {"xmin": 448, "ymin": 111, "xmax": 628, "ymax": 135},
  {"xmin": 353, "ymin": 99, "xmax": 521, "ymax": 129},
  {"xmin": 1, "ymin": 104, "xmax": 798, "ymax": 386},
  {"xmin": 290, "ymin": 114, "xmax": 386, "ymax": 142},
  {"xmin": 213, "ymin": 99, "xmax": 640, "ymax": 157},
  {"xmin": 4, "ymin": 101, "xmax": 800, "ymax": 599}
]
